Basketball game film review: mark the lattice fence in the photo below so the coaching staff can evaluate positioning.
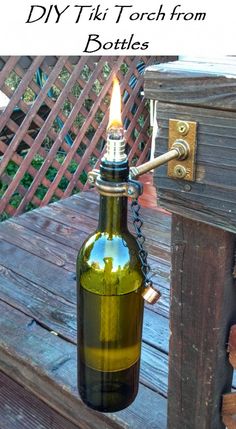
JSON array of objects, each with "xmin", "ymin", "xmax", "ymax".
[{"xmin": 0, "ymin": 56, "xmax": 169, "ymax": 220}]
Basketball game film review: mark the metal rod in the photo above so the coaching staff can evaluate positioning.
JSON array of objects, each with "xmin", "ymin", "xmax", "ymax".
[{"xmin": 130, "ymin": 148, "xmax": 179, "ymax": 178}]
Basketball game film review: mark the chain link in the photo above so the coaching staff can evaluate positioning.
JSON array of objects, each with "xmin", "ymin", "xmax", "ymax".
[{"xmin": 131, "ymin": 198, "xmax": 153, "ymax": 287}]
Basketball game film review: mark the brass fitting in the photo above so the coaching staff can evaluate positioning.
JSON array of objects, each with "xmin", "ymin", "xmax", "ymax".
[{"xmin": 130, "ymin": 139, "xmax": 189, "ymax": 179}]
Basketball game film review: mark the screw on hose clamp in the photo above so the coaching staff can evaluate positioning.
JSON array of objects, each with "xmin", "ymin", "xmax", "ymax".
[
  {"xmin": 168, "ymin": 119, "xmax": 197, "ymax": 182},
  {"xmin": 87, "ymin": 170, "xmax": 143, "ymax": 198},
  {"xmin": 87, "ymin": 169, "xmax": 100, "ymax": 185}
]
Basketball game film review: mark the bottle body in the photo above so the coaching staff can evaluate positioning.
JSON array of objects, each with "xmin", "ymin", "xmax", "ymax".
[{"xmin": 77, "ymin": 195, "xmax": 144, "ymax": 412}]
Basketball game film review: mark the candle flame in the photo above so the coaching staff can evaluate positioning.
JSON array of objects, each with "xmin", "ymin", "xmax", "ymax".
[{"xmin": 107, "ymin": 77, "xmax": 123, "ymax": 131}]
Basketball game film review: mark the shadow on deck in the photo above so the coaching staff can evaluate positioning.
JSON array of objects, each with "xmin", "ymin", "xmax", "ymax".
[{"xmin": 0, "ymin": 178, "xmax": 170, "ymax": 428}]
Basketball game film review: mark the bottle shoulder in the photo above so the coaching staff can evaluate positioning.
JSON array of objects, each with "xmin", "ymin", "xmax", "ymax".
[
  {"xmin": 78, "ymin": 230, "xmax": 138, "ymax": 257},
  {"xmin": 77, "ymin": 231, "xmax": 143, "ymax": 295}
]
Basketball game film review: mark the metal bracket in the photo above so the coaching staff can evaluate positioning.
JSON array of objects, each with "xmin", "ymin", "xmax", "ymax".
[
  {"xmin": 87, "ymin": 170, "xmax": 143, "ymax": 198},
  {"xmin": 168, "ymin": 119, "xmax": 197, "ymax": 182}
]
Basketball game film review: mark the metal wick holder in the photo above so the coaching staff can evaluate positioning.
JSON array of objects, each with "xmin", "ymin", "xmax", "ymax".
[{"xmin": 88, "ymin": 132, "xmax": 143, "ymax": 198}]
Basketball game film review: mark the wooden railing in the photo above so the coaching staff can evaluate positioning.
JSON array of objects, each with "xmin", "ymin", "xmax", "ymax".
[{"xmin": 0, "ymin": 56, "xmax": 171, "ymax": 219}]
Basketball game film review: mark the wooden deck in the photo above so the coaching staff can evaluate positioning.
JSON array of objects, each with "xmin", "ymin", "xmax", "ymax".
[{"xmin": 0, "ymin": 188, "xmax": 234, "ymax": 428}]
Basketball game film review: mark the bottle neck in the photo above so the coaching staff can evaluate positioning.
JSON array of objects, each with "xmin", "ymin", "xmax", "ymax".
[{"xmin": 98, "ymin": 195, "xmax": 128, "ymax": 234}]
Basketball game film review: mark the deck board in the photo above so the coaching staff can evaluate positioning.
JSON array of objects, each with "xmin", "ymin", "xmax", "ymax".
[
  {"xmin": 0, "ymin": 261, "xmax": 169, "ymax": 353},
  {"xmin": 0, "ymin": 190, "xmax": 183, "ymax": 427},
  {"xmin": 0, "ymin": 190, "xmax": 235, "ymax": 428},
  {"xmin": 0, "ymin": 300, "xmax": 167, "ymax": 429},
  {"xmin": 0, "ymin": 189, "xmax": 234, "ymax": 428},
  {"xmin": 0, "ymin": 371, "xmax": 86, "ymax": 429}
]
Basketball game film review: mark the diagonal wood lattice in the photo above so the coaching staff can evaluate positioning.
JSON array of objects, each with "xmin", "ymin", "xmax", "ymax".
[{"xmin": 0, "ymin": 56, "xmax": 168, "ymax": 219}]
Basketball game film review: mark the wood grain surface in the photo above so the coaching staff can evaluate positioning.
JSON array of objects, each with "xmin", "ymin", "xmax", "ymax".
[
  {"xmin": 0, "ymin": 371, "xmax": 83, "ymax": 429},
  {"xmin": 153, "ymin": 102, "xmax": 236, "ymax": 232},
  {"xmin": 0, "ymin": 191, "xmax": 169, "ymax": 429},
  {"xmin": 145, "ymin": 59, "xmax": 236, "ymax": 110},
  {"xmin": 1, "ymin": 190, "xmax": 235, "ymax": 428},
  {"xmin": 168, "ymin": 215, "xmax": 236, "ymax": 429}
]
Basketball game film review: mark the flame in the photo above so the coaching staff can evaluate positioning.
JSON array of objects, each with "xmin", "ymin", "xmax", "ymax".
[{"xmin": 107, "ymin": 77, "xmax": 123, "ymax": 130}]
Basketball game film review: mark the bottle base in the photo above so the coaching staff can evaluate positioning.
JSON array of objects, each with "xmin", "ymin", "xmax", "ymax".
[{"xmin": 78, "ymin": 359, "xmax": 140, "ymax": 412}]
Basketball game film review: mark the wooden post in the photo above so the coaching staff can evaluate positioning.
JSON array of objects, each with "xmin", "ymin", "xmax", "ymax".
[
  {"xmin": 222, "ymin": 326, "xmax": 236, "ymax": 428},
  {"xmin": 144, "ymin": 57, "xmax": 236, "ymax": 428},
  {"xmin": 168, "ymin": 215, "xmax": 236, "ymax": 429}
]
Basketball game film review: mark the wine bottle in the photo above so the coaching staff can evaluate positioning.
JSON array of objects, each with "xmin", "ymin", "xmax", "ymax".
[{"xmin": 77, "ymin": 154, "xmax": 144, "ymax": 412}]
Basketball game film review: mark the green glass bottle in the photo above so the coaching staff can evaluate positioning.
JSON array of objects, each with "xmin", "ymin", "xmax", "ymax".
[{"xmin": 77, "ymin": 155, "xmax": 144, "ymax": 412}]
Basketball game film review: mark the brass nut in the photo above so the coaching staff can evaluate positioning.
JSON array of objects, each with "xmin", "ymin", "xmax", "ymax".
[
  {"xmin": 173, "ymin": 164, "xmax": 187, "ymax": 179},
  {"xmin": 172, "ymin": 139, "xmax": 189, "ymax": 160},
  {"xmin": 177, "ymin": 121, "xmax": 189, "ymax": 136}
]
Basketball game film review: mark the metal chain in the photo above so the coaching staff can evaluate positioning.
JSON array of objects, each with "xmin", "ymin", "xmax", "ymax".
[{"xmin": 131, "ymin": 198, "xmax": 153, "ymax": 287}]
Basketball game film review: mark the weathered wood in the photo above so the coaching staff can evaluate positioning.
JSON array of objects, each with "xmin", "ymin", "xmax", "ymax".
[
  {"xmin": 228, "ymin": 325, "xmax": 236, "ymax": 369},
  {"xmin": 57, "ymin": 193, "xmax": 171, "ymax": 249},
  {"xmin": 168, "ymin": 214, "xmax": 236, "ymax": 429},
  {"xmin": 0, "ymin": 267, "xmax": 169, "ymax": 394},
  {"xmin": 0, "ymin": 265, "xmax": 170, "ymax": 394},
  {"xmin": 222, "ymin": 393, "xmax": 236, "ymax": 428},
  {"xmin": 0, "ymin": 200, "xmax": 171, "ymax": 320},
  {"xmin": 234, "ymin": 261, "xmax": 236, "ymax": 279},
  {"xmin": 2, "ymin": 192, "xmax": 236, "ymax": 404},
  {"xmin": 0, "ymin": 261, "xmax": 169, "ymax": 354},
  {"xmin": 2, "ymin": 189, "xmax": 171, "ymax": 265},
  {"xmin": 0, "ymin": 300, "xmax": 167, "ymax": 429},
  {"xmin": 0, "ymin": 190, "xmax": 173, "ymax": 414},
  {"xmin": 8, "ymin": 190, "xmax": 171, "ymax": 268},
  {"xmin": 222, "ymin": 393, "xmax": 236, "ymax": 415},
  {"xmin": 47, "ymin": 201, "xmax": 171, "ymax": 263},
  {"xmin": 11, "ymin": 184, "xmax": 168, "ymax": 247},
  {"xmin": 0, "ymin": 221, "xmax": 77, "ymax": 272},
  {"xmin": 222, "ymin": 414, "xmax": 236, "ymax": 429},
  {"xmin": 153, "ymin": 102, "xmax": 236, "ymax": 233},
  {"xmin": 0, "ymin": 236, "xmax": 170, "ymax": 320},
  {"xmin": 11, "ymin": 208, "xmax": 88, "ymax": 250},
  {"xmin": 1, "ymin": 182, "xmax": 236, "ymax": 428},
  {"xmin": 0, "ymin": 238, "xmax": 76, "ymax": 302},
  {"xmin": 0, "ymin": 371, "xmax": 83, "ymax": 429},
  {"xmin": 0, "ymin": 300, "xmax": 121, "ymax": 429},
  {"xmin": 144, "ymin": 59, "xmax": 236, "ymax": 110}
]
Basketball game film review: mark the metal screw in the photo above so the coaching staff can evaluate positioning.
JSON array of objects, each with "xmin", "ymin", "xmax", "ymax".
[
  {"xmin": 177, "ymin": 121, "xmax": 189, "ymax": 136},
  {"xmin": 184, "ymin": 184, "xmax": 192, "ymax": 192},
  {"xmin": 127, "ymin": 188, "xmax": 134, "ymax": 196},
  {"xmin": 88, "ymin": 175, "xmax": 95, "ymax": 184},
  {"xmin": 173, "ymin": 164, "xmax": 187, "ymax": 179}
]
